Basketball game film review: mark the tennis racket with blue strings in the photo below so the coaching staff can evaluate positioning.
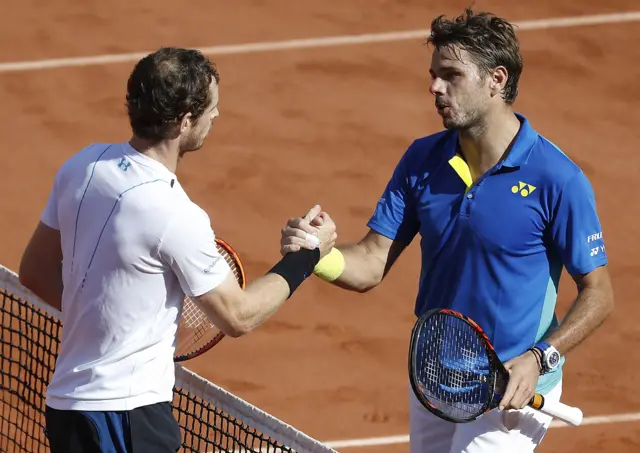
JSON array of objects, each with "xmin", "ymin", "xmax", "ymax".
[{"xmin": 408, "ymin": 308, "xmax": 583, "ymax": 426}]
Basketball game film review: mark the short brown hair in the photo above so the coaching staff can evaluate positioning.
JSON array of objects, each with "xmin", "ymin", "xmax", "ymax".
[
  {"xmin": 125, "ymin": 47, "xmax": 220, "ymax": 142},
  {"xmin": 427, "ymin": 8, "xmax": 523, "ymax": 104}
]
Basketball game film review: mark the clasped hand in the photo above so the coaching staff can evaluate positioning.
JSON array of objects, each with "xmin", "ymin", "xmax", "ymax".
[{"xmin": 281, "ymin": 205, "xmax": 337, "ymax": 259}]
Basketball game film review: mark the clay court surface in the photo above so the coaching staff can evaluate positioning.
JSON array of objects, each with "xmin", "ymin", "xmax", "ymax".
[{"xmin": 1, "ymin": 1, "xmax": 639, "ymax": 452}]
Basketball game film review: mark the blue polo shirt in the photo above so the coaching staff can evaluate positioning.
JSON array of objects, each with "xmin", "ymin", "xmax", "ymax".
[{"xmin": 368, "ymin": 113, "xmax": 607, "ymax": 394}]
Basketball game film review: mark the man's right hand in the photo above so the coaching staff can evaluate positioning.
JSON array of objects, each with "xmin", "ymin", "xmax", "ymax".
[{"xmin": 280, "ymin": 205, "xmax": 336, "ymax": 259}]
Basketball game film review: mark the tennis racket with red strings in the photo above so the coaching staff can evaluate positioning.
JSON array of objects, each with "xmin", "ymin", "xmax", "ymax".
[
  {"xmin": 408, "ymin": 308, "xmax": 583, "ymax": 426},
  {"xmin": 174, "ymin": 237, "xmax": 246, "ymax": 362}
]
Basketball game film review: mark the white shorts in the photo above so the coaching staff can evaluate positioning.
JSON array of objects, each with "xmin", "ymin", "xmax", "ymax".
[{"xmin": 409, "ymin": 380, "xmax": 562, "ymax": 453}]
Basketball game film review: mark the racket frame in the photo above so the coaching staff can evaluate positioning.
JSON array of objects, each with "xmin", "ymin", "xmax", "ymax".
[
  {"xmin": 173, "ymin": 237, "xmax": 246, "ymax": 362},
  {"xmin": 409, "ymin": 308, "xmax": 585, "ymax": 427},
  {"xmin": 408, "ymin": 308, "xmax": 505, "ymax": 423}
]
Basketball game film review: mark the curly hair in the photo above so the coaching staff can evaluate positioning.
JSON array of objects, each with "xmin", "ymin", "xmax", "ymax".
[
  {"xmin": 125, "ymin": 47, "xmax": 220, "ymax": 142},
  {"xmin": 427, "ymin": 8, "xmax": 523, "ymax": 104}
]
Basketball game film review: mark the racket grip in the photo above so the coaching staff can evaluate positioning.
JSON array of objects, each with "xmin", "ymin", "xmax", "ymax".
[{"xmin": 529, "ymin": 393, "xmax": 583, "ymax": 426}]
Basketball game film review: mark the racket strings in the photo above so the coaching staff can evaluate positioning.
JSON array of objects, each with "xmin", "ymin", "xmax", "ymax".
[
  {"xmin": 415, "ymin": 314, "xmax": 491, "ymax": 420},
  {"xmin": 182, "ymin": 298, "xmax": 208, "ymax": 329},
  {"xmin": 175, "ymin": 243, "xmax": 242, "ymax": 359},
  {"xmin": 177, "ymin": 298, "xmax": 213, "ymax": 353},
  {"xmin": 221, "ymin": 250, "xmax": 243, "ymax": 286}
]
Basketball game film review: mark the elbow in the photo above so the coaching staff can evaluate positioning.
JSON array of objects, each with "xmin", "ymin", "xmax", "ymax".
[
  {"xmin": 593, "ymin": 288, "xmax": 615, "ymax": 327},
  {"xmin": 197, "ymin": 293, "xmax": 254, "ymax": 338},
  {"xmin": 18, "ymin": 260, "xmax": 29, "ymax": 287},
  {"xmin": 224, "ymin": 325, "xmax": 252, "ymax": 338},
  {"xmin": 351, "ymin": 274, "xmax": 384, "ymax": 294},
  {"xmin": 598, "ymin": 296, "xmax": 615, "ymax": 331},
  {"xmin": 604, "ymin": 294, "xmax": 615, "ymax": 318},
  {"xmin": 18, "ymin": 270, "xmax": 36, "ymax": 292},
  {"xmin": 353, "ymin": 283, "xmax": 376, "ymax": 294},
  {"xmin": 222, "ymin": 318, "xmax": 253, "ymax": 338},
  {"xmin": 18, "ymin": 258, "xmax": 43, "ymax": 295},
  {"xmin": 600, "ymin": 280, "xmax": 615, "ymax": 319}
]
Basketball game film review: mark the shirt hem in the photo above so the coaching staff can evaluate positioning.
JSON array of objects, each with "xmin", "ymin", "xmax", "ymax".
[
  {"xmin": 187, "ymin": 268, "xmax": 230, "ymax": 298},
  {"xmin": 366, "ymin": 220, "xmax": 413, "ymax": 244},
  {"xmin": 45, "ymin": 392, "xmax": 173, "ymax": 411},
  {"xmin": 39, "ymin": 215, "xmax": 59, "ymax": 230},
  {"xmin": 569, "ymin": 257, "xmax": 608, "ymax": 276}
]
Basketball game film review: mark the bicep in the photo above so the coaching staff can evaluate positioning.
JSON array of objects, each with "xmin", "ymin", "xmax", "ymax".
[
  {"xmin": 160, "ymin": 211, "xmax": 231, "ymax": 298},
  {"xmin": 161, "ymin": 218, "xmax": 247, "ymax": 337},
  {"xmin": 20, "ymin": 222, "xmax": 62, "ymax": 277},
  {"xmin": 188, "ymin": 270, "xmax": 247, "ymax": 337},
  {"xmin": 571, "ymin": 264, "xmax": 612, "ymax": 294},
  {"xmin": 19, "ymin": 221, "xmax": 63, "ymax": 308},
  {"xmin": 366, "ymin": 146, "xmax": 420, "ymax": 245},
  {"xmin": 549, "ymin": 171, "xmax": 607, "ymax": 276}
]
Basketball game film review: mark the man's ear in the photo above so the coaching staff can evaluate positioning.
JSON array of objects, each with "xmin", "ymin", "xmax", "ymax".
[
  {"xmin": 180, "ymin": 112, "xmax": 193, "ymax": 133},
  {"xmin": 489, "ymin": 66, "xmax": 508, "ymax": 98}
]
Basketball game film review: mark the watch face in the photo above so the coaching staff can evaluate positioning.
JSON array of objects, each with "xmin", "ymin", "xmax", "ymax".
[{"xmin": 548, "ymin": 351, "xmax": 561, "ymax": 367}]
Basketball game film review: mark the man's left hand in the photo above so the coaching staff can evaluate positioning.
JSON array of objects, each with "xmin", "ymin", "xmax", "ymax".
[{"xmin": 499, "ymin": 350, "xmax": 540, "ymax": 411}]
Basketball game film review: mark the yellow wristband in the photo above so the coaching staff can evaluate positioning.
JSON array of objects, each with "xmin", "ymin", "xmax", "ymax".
[{"xmin": 312, "ymin": 248, "xmax": 345, "ymax": 282}]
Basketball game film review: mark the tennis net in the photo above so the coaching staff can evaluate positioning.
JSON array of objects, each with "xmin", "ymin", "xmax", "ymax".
[{"xmin": 0, "ymin": 265, "xmax": 337, "ymax": 453}]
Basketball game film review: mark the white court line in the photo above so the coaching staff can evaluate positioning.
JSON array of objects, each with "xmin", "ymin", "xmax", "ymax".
[
  {"xmin": 324, "ymin": 411, "xmax": 640, "ymax": 449},
  {"xmin": 0, "ymin": 11, "xmax": 639, "ymax": 73}
]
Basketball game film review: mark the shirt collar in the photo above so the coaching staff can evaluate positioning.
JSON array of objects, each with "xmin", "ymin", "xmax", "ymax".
[
  {"xmin": 500, "ymin": 113, "xmax": 538, "ymax": 168},
  {"xmin": 446, "ymin": 112, "xmax": 538, "ymax": 168},
  {"xmin": 120, "ymin": 142, "xmax": 177, "ymax": 177}
]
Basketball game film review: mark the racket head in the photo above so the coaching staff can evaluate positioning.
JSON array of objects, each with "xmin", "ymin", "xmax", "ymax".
[
  {"xmin": 408, "ymin": 308, "xmax": 507, "ymax": 423},
  {"xmin": 173, "ymin": 237, "xmax": 246, "ymax": 362}
]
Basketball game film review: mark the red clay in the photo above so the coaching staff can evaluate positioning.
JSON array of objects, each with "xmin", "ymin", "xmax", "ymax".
[{"xmin": 0, "ymin": 2, "xmax": 638, "ymax": 452}]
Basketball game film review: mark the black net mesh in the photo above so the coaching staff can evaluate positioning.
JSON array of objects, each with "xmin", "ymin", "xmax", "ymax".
[{"xmin": 1, "ymin": 282, "xmax": 333, "ymax": 453}]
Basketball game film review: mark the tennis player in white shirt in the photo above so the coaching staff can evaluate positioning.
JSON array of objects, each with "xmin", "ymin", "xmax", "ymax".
[{"xmin": 19, "ymin": 47, "xmax": 335, "ymax": 453}]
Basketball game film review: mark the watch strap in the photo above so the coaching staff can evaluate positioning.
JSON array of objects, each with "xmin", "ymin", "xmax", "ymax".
[{"xmin": 533, "ymin": 341, "xmax": 558, "ymax": 375}]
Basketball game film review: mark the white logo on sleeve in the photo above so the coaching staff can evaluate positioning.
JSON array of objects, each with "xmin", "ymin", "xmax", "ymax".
[
  {"xmin": 587, "ymin": 232, "xmax": 605, "ymax": 257},
  {"xmin": 204, "ymin": 256, "xmax": 222, "ymax": 274},
  {"xmin": 587, "ymin": 232, "xmax": 603, "ymax": 243}
]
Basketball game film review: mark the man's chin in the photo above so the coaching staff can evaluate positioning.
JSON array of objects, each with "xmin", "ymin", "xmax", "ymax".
[
  {"xmin": 441, "ymin": 117, "xmax": 458, "ymax": 130},
  {"xmin": 180, "ymin": 140, "xmax": 206, "ymax": 155}
]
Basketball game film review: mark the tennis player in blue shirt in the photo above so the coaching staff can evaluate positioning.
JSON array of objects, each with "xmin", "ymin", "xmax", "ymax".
[{"xmin": 282, "ymin": 8, "xmax": 614, "ymax": 453}]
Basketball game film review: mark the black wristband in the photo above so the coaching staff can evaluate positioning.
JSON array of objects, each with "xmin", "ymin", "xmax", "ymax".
[{"xmin": 267, "ymin": 248, "xmax": 321, "ymax": 298}]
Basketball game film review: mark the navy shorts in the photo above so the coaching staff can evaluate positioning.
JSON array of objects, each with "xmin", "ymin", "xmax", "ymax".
[{"xmin": 44, "ymin": 402, "xmax": 182, "ymax": 453}]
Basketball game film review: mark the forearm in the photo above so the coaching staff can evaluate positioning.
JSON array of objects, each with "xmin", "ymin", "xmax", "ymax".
[
  {"xmin": 320, "ymin": 243, "xmax": 386, "ymax": 293},
  {"xmin": 197, "ymin": 274, "xmax": 290, "ymax": 337},
  {"xmin": 192, "ymin": 274, "xmax": 289, "ymax": 337},
  {"xmin": 198, "ymin": 250, "xmax": 320, "ymax": 337},
  {"xmin": 544, "ymin": 285, "xmax": 614, "ymax": 356},
  {"xmin": 238, "ymin": 274, "xmax": 292, "ymax": 331}
]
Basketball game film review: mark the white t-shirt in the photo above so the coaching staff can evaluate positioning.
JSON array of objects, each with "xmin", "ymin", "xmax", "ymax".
[{"xmin": 41, "ymin": 142, "xmax": 230, "ymax": 411}]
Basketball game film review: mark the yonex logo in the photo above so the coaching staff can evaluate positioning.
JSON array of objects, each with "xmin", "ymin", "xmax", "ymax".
[
  {"xmin": 118, "ymin": 157, "xmax": 131, "ymax": 172},
  {"xmin": 590, "ymin": 246, "xmax": 605, "ymax": 257},
  {"xmin": 511, "ymin": 181, "xmax": 536, "ymax": 197}
]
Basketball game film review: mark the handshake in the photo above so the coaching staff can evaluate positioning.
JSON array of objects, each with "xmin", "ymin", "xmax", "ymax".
[{"xmin": 279, "ymin": 204, "xmax": 337, "ymax": 260}]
